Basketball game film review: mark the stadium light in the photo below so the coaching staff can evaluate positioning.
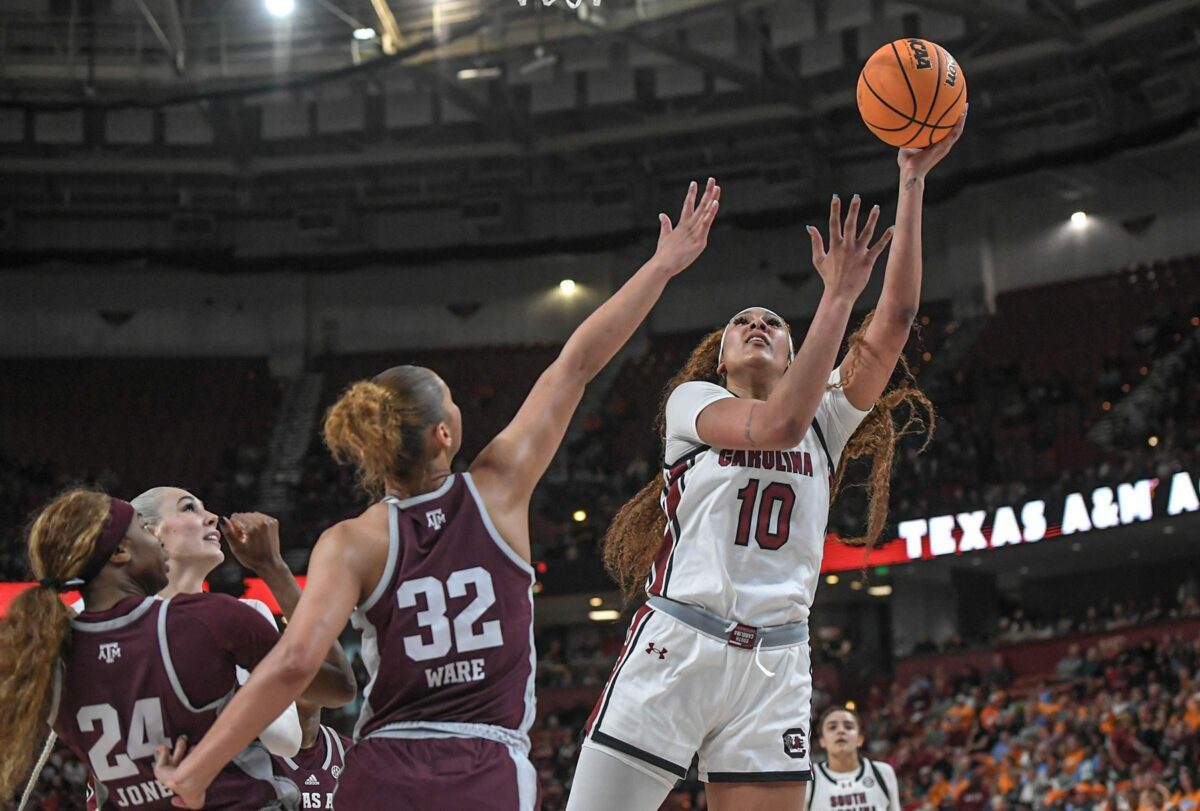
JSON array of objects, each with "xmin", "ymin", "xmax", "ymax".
[
  {"xmin": 353, "ymin": 27, "xmax": 377, "ymax": 40},
  {"xmin": 589, "ymin": 596, "xmax": 603, "ymax": 607},
  {"xmin": 825, "ymin": 574, "xmax": 839, "ymax": 585},
  {"xmin": 588, "ymin": 609, "xmax": 621, "ymax": 622},
  {"xmin": 1148, "ymin": 435, "xmax": 1159, "ymax": 447},
  {"xmin": 572, "ymin": 509, "xmax": 587, "ymax": 522},
  {"xmin": 265, "ymin": 0, "xmax": 295, "ymax": 18},
  {"xmin": 1070, "ymin": 211, "xmax": 1088, "ymax": 227},
  {"xmin": 867, "ymin": 585, "xmax": 893, "ymax": 597},
  {"xmin": 845, "ymin": 701, "xmax": 856, "ymax": 711},
  {"xmin": 559, "ymin": 279, "xmax": 577, "ymax": 295}
]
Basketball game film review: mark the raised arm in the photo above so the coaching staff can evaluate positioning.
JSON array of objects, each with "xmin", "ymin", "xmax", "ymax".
[
  {"xmin": 156, "ymin": 523, "xmax": 369, "ymax": 808},
  {"xmin": 224, "ymin": 512, "xmax": 357, "ymax": 702},
  {"xmin": 469, "ymin": 178, "xmax": 720, "ymax": 553},
  {"xmin": 693, "ymin": 194, "xmax": 894, "ymax": 451},
  {"xmin": 840, "ymin": 110, "xmax": 966, "ymax": 410}
]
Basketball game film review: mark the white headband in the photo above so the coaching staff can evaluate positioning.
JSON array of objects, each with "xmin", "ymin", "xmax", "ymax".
[{"xmin": 717, "ymin": 307, "xmax": 795, "ymax": 367}]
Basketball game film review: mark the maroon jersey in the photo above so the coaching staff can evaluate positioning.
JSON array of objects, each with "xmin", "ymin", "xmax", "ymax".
[
  {"xmin": 275, "ymin": 726, "xmax": 347, "ymax": 810},
  {"xmin": 52, "ymin": 594, "xmax": 299, "ymax": 810},
  {"xmin": 350, "ymin": 473, "xmax": 535, "ymax": 739}
]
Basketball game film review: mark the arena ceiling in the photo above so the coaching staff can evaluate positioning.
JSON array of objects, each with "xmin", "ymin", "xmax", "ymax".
[{"xmin": 0, "ymin": 0, "xmax": 1198, "ymax": 255}]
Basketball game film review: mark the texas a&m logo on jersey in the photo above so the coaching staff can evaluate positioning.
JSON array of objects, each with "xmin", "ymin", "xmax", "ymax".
[
  {"xmin": 782, "ymin": 727, "xmax": 807, "ymax": 759},
  {"xmin": 98, "ymin": 642, "xmax": 121, "ymax": 664},
  {"xmin": 426, "ymin": 508, "xmax": 447, "ymax": 530}
]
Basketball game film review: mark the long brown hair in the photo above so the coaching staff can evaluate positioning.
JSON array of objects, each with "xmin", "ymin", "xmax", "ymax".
[
  {"xmin": 602, "ymin": 313, "xmax": 934, "ymax": 600},
  {"xmin": 0, "ymin": 489, "xmax": 111, "ymax": 799}
]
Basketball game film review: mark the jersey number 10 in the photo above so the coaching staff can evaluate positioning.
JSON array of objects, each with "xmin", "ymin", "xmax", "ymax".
[
  {"xmin": 734, "ymin": 479, "xmax": 796, "ymax": 550},
  {"xmin": 397, "ymin": 567, "xmax": 505, "ymax": 662}
]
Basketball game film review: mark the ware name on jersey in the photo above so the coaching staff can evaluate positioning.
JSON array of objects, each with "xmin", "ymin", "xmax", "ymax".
[{"xmin": 350, "ymin": 474, "xmax": 536, "ymax": 739}]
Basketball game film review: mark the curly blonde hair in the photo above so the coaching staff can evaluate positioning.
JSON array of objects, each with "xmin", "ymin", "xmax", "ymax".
[{"xmin": 323, "ymin": 365, "xmax": 447, "ymax": 498}]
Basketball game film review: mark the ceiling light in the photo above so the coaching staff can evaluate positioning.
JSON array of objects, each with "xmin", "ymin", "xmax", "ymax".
[
  {"xmin": 589, "ymin": 609, "xmax": 620, "ymax": 622},
  {"xmin": 265, "ymin": 0, "xmax": 295, "ymax": 18},
  {"xmin": 353, "ymin": 27, "xmax": 377, "ymax": 40}
]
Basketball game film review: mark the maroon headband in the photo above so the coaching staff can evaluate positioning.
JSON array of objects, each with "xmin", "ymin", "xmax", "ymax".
[{"xmin": 75, "ymin": 498, "xmax": 135, "ymax": 587}]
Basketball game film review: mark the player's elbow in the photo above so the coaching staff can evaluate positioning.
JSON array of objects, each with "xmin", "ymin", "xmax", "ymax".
[
  {"xmin": 276, "ymin": 641, "xmax": 324, "ymax": 693},
  {"xmin": 328, "ymin": 667, "xmax": 358, "ymax": 706},
  {"xmin": 759, "ymin": 417, "xmax": 808, "ymax": 451}
]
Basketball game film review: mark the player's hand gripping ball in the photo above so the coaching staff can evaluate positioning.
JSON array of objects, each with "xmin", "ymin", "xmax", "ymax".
[{"xmin": 857, "ymin": 38, "xmax": 966, "ymax": 148}]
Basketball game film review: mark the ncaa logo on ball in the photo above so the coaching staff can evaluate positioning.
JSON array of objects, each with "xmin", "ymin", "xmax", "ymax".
[
  {"xmin": 782, "ymin": 728, "xmax": 807, "ymax": 759},
  {"xmin": 907, "ymin": 39, "xmax": 932, "ymax": 70}
]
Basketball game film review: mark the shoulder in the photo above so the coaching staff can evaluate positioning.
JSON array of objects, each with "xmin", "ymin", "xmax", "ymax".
[
  {"xmin": 169, "ymin": 592, "xmax": 260, "ymax": 623},
  {"xmin": 871, "ymin": 760, "xmax": 898, "ymax": 781},
  {"xmin": 667, "ymin": 380, "xmax": 731, "ymax": 406},
  {"xmin": 238, "ymin": 598, "xmax": 279, "ymax": 628}
]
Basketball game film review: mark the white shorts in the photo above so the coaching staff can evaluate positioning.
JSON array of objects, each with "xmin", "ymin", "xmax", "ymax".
[{"xmin": 583, "ymin": 603, "xmax": 813, "ymax": 784}]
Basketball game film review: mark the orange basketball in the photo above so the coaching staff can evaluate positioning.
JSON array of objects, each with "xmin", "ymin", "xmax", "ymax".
[{"xmin": 856, "ymin": 38, "xmax": 966, "ymax": 148}]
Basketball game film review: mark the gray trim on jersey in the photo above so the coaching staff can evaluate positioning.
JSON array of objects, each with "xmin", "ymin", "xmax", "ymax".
[
  {"xmin": 389, "ymin": 474, "xmax": 457, "ymax": 508},
  {"xmin": 157, "ymin": 597, "xmax": 233, "ymax": 713},
  {"xmin": 70, "ymin": 595, "xmax": 158, "ymax": 632},
  {"xmin": 364, "ymin": 720, "xmax": 530, "ymax": 755},
  {"xmin": 358, "ymin": 495, "xmax": 405, "ymax": 614},
  {"xmin": 46, "ymin": 661, "xmax": 62, "ymax": 725},
  {"xmin": 508, "ymin": 741, "xmax": 539, "ymax": 811},
  {"xmin": 231, "ymin": 740, "xmax": 301, "ymax": 809},
  {"xmin": 327, "ymin": 725, "xmax": 346, "ymax": 764},
  {"xmin": 349, "ymin": 497, "xmax": 400, "ymax": 740},
  {"xmin": 350, "ymin": 608, "xmax": 382, "ymax": 742},
  {"xmin": 462, "ymin": 473, "xmax": 536, "ymax": 576},
  {"xmin": 463, "ymin": 472, "xmax": 539, "ymax": 733},
  {"xmin": 281, "ymin": 726, "xmax": 337, "ymax": 772}
]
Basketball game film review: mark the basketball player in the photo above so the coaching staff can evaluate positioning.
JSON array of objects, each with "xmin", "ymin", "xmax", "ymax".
[
  {"xmin": 569, "ymin": 112, "xmax": 965, "ymax": 811},
  {"xmin": 150, "ymin": 178, "xmax": 722, "ymax": 810},
  {"xmin": 133, "ymin": 490, "xmax": 355, "ymax": 755},
  {"xmin": 273, "ymin": 701, "xmax": 348, "ymax": 811},
  {"xmin": 809, "ymin": 707, "xmax": 899, "ymax": 811},
  {"xmin": 0, "ymin": 489, "xmax": 356, "ymax": 809}
]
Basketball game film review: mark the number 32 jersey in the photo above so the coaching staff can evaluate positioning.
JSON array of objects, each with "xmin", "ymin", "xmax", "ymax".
[
  {"xmin": 648, "ymin": 369, "xmax": 870, "ymax": 626},
  {"xmin": 350, "ymin": 473, "xmax": 536, "ymax": 740}
]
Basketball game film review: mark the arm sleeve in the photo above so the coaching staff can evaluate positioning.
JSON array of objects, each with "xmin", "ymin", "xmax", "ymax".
[
  {"xmin": 237, "ymin": 599, "xmax": 302, "ymax": 757},
  {"xmin": 814, "ymin": 366, "xmax": 872, "ymax": 468},
  {"xmin": 664, "ymin": 381, "xmax": 734, "ymax": 462}
]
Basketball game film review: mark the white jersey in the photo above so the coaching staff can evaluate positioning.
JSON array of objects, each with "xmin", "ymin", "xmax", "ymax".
[
  {"xmin": 649, "ymin": 368, "xmax": 869, "ymax": 625},
  {"xmin": 809, "ymin": 758, "xmax": 900, "ymax": 811}
]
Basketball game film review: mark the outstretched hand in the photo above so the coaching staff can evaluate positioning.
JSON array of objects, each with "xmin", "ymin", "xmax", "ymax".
[
  {"xmin": 154, "ymin": 737, "xmax": 205, "ymax": 809},
  {"xmin": 898, "ymin": 107, "xmax": 967, "ymax": 180},
  {"xmin": 806, "ymin": 194, "xmax": 894, "ymax": 302},
  {"xmin": 652, "ymin": 177, "xmax": 721, "ymax": 277}
]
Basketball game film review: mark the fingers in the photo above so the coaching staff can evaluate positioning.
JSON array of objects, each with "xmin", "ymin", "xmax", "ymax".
[
  {"xmin": 842, "ymin": 194, "xmax": 861, "ymax": 245},
  {"xmin": 857, "ymin": 204, "xmax": 881, "ymax": 245},
  {"xmin": 867, "ymin": 226, "xmax": 896, "ymax": 262},
  {"xmin": 806, "ymin": 225, "xmax": 827, "ymax": 267},
  {"xmin": 678, "ymin": 180, "xmax": 698, "ymax": 225},
  {"xmin": 172, "ymin": 735, "xmax": 188, "ymax": 764},
  {"xmin": 658, "ymin": 213, "xmax": 672, "ymax": 242},
  {"xmin": 828, "ymin": 195, "xmax": 842, "ymax": 243}
]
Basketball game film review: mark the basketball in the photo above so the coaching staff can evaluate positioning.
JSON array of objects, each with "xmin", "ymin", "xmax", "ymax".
[{"xmin": 857, "ymin": 38, "xmax": 967, "ymax": 148}]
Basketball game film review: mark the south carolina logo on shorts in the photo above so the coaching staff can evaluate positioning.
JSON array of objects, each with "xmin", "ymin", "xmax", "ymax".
[{"xmin": 782, "ymin": 728, "xmax": 807, "ymax": 759}]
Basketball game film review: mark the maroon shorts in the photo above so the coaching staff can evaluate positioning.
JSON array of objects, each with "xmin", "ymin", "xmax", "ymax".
[{"xmin": 332, "ymin": 736, "xmax": 535, "ymax": 811}]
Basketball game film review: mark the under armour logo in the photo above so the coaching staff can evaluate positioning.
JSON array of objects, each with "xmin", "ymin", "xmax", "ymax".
[
  {"xmin": 426, "ymin": 508, "xmax": 446, "ymax": 530},
  {"xmin": 98, "ymin": 642, "xmax": 121, "ymax": 664},
  {"xmin": 645, "ymin": 643, "xmax": 668, "ymax": 659}
]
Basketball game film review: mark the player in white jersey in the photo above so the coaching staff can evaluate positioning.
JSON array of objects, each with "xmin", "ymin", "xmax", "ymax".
[
  {"xmin": 809, "ymin": 707, "xmax": 899, "ymax": 811},
  {"xmin": 568, "ymin": 111, "xmax": 964, "ymax": 811}
]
